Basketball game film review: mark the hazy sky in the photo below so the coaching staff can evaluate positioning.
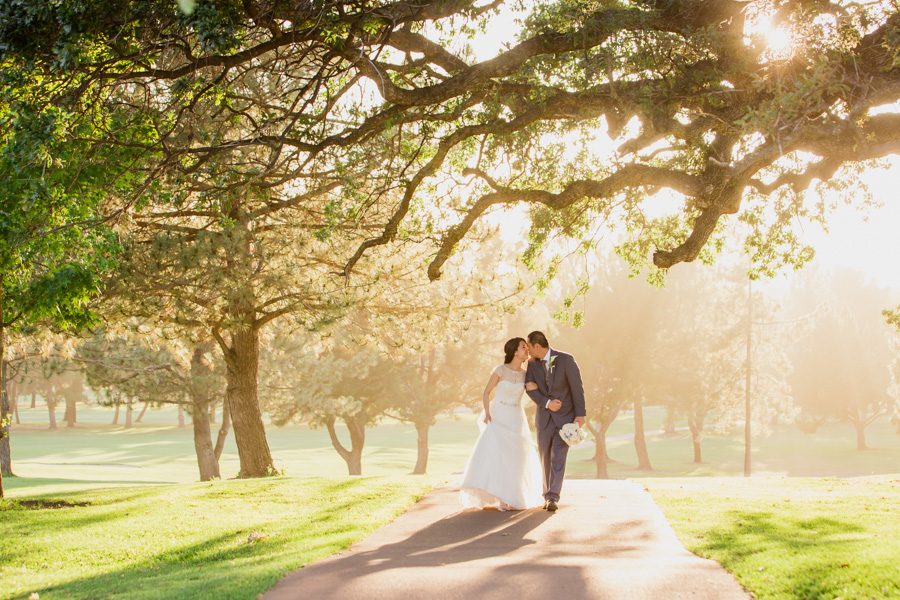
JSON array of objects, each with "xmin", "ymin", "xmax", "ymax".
[{"xmin": 803, "ymin": 159, "xmax": 900, "ymax": 290}]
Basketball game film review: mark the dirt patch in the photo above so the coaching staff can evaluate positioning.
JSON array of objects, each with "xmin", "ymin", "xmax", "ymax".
[{"xmin": 6, "ymin": 499, "xmax": 92, "ymax": 510}]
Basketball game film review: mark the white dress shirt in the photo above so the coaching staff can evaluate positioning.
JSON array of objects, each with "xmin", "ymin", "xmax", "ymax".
[{"xmin": 543, "ymin": 347, "xmax": 553, "ymax": 409}]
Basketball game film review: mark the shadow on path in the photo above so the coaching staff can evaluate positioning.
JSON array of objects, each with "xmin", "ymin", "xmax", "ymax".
[{"xmin": 264, "ymin": 480, "xmax": 751, "ymax": 600}]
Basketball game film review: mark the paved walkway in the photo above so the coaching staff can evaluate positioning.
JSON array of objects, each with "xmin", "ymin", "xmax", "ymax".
[{"xmin": 263, "ymin": 480, "xmax": 750, "ymax": 600}]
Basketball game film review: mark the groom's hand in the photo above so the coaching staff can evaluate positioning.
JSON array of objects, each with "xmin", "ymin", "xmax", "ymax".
[
  {"xmin": 574, "ymin": 416, "xmax": 585, "ymax": 427},
  {"xmin": 548, "ymin": 399, "xmax": 562, "ymax": 412}
]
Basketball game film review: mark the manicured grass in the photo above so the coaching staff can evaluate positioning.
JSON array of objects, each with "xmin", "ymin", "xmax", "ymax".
[
  {"xmin": 7, "ymin": 404, "xmax": 900, "ymax": 600},
  {"xmin": 9, "ymin": 403, "xmax": 900, "ymax": 495},
  {"xmin": 6, "ymin": 405, "xmax": 480, "ymax": 493},
  {"xmin": 567, "ymin": 416, "xmax": 900, "ymax": 480},
  {"xmin": 645, "ymin": 477, "xmax": 900, "ymax": 600},
  {"xmin": 1, "ymin": 476, "xmax": 440, "ymax": 600}
]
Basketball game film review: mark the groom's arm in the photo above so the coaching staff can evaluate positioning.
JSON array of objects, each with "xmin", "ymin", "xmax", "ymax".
[
  {"xmin": 567, "ymin": 355, "xmax": 587, "ymax": 422},
  {"xmin": 525, "ymin": 364, "xmax": 551, "ymax": 409}
]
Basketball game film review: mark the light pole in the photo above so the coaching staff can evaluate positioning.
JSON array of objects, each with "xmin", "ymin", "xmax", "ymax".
[{"xmin": 744, "ymin": 277, "xmax": 752, "ymax": 478}]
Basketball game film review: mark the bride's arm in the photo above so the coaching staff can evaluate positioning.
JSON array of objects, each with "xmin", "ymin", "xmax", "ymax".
[{"xmin": 482, "ymin": 372, "xmax": 500, "ymax": 422}]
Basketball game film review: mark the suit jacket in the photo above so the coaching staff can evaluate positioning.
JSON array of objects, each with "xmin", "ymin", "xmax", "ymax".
[{"xmin": 525, "ymin": 349, "xmax": 586, "ymax": 431}]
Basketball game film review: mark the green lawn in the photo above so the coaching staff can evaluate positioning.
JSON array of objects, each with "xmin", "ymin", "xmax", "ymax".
[
  {"xmin": 6, "ymin": 402, "xmax": 900, "ymax": 600},
  {"xmin": 646, "ymin": 477, "xmax": 900, "ymax": 599},
  {"xmin": 4, "ymin": 404, "xmax": 480, "ymax": 494},
  {"xmin": 8, "ymin": 403, "xmax": 900, "ymax": 494},
  {"xmin": 1, "ymin": 477, "xmax": 439, "ymax": 600}
]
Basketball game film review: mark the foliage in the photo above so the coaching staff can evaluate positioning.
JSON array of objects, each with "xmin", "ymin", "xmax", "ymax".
[
  {"xmin": 554, "ymin": 252, "xmax": 794, "ymax": 439},
  {"xmin": 788, "ymin": 267, "xmax": 898, "ymax": 447},
  {"xmin": 0, "ymin": 57, "xmax": 140, "ymax": 334},
  {"xmin": 382, "ymin": 346, "xmax": 481, "ymax": 427},
  {"xmin": 264, "ymin": 337, "xmax": 388, "ymax": 429},
  {"xmin": 6, "ymin": 341, "xmax": 86, "ymax": 411},
  {"xmin": 78, "ymin": 332, "xmax": 219, "ymax": 409},
  {"xmin": 2, "ymin": 0, "xmax": 898, "ymax": 294}
]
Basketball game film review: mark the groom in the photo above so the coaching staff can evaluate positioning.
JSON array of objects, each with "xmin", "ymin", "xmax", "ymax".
[{"xmin": 525, "ymin": 331, "xmax": 586, "ymax": 512}]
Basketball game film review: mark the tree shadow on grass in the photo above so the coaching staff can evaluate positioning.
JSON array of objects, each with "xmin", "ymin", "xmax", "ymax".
[
  {"xmin": 693, "ymin": 510, "xmax": 870, "ymax": 599},
  {"xmin": 7, "ymin": 478, "xmax": 428, "ymax": 600}
]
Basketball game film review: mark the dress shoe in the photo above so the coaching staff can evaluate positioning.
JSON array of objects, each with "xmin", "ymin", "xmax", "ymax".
[{"xmin": 546, "ymin": 500, "xmax": 558, "ymax": 512}]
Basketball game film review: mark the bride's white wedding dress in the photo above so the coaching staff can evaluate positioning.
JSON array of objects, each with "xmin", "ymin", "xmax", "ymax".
[{"xmin": 459, "ymin": 364, "xmax": 543, "ymax": 510}]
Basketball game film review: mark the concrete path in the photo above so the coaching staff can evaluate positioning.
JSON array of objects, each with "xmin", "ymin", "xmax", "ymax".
[{"xmin": 263, "ymin": 480, "xmax": 751, "ymax": 600}]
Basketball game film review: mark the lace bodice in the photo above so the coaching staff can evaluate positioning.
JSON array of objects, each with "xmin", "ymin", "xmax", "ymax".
[{"xmin": 492, "ymin": 364, "xmax": 526, "ymax": 385}]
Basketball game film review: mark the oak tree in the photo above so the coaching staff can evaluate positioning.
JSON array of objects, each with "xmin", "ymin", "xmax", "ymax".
[{"xmin": 6, "ymin": 0, "xmax": 900, "ymax": 480}]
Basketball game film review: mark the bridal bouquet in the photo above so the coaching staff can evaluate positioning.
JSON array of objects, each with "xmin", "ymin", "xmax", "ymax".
[{"xmin": 559, "ymin": 422, "xmax": 587, "ymax": 447}]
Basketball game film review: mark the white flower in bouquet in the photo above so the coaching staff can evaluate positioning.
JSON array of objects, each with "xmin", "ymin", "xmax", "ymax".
[{"xmin": 559, "ymin": 422, "xmax": 587, "ymax": 447}]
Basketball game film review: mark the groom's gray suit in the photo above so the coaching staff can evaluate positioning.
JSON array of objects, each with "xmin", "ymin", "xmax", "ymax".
[{"xmin": 525, "ymin": 349, "xmax": 586, "ymax": 503}]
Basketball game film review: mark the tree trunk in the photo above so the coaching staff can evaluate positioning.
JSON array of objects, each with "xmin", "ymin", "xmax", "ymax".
[
  {"xmin": 853, "ymin": 418, "xmax": 867, "ymax": 450},
  {"xmin": 412, "ymin": 422, "xmax": 429, "ymax": 475},
  {"xmin": 223, "ymin": 326, "xmax": 274, "ymax": 478},
  {"xmin": 585, "ymin": 421, "xmax": 606, "ymax": 479},
  {"xmin": 663, "ymin": 407, "xmax": 677, "ymax": 435},
  {"xmin": 325, "ymin": 415, "xmax": 365, "ymax": 476},
  {"xmin": 191, "ymin": 401, "xmax": 220, "ymax": 481},
  {"xmin": 125, "ymin": 399, "xmax": 133, "ymax": 428},
  {"xmin": 47, "ymin": 389, "xmax": 58, "ymax": 430},
  {"xmin": 177, "ymin": 405, "xmax": 185, "ymax": 428},
  {"xmin": 64, "ymin": 397, "xmax": 77, "ymax": 428},
  {"xmin": 690, "ymin": 423, "xmax": 702, "ymax": 463},
  {"xmin": 633, "ymin": 397, "xmax": 653, "ymax": 471},
  {"xmin": 688, "ymin": 408, "xmax": 705, "ymax": 464},
  {"xmin": 30, "ymin": 392, "xmax": 36, "ymax": 409},
  {"xmin": 190, "ymin": 344, "xmax": 220, "ymax": 481},
  {"xmin": 136, "ymin": 401, "xmax": 150, "ymax": 423},
  {"xmin": 1, "ymin": 358, "xmax": 11, "ymax": 477},
  {"xmin": 595, "ymin": 428, "xmax": 610, "ymax": 479},
  {"xmin": 0, "ymin": 304, "xmax": 5, "ymax": 496},
  {"xmin": 214, "ymin": 401, "xmax": 231, "ymax": 461},
  {"xmin": 112, "ymin": 403, "xmax": 120, "ymax": 425}
]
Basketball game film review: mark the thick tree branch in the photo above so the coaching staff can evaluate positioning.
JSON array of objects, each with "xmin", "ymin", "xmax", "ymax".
[{"xmin": 427, "ymin": 164, "xmax": 703, "ymax": 280}]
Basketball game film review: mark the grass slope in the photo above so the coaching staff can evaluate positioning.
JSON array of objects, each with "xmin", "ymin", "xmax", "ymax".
[
  {"xmin": 645, "ymin": 477, "xmax": 900, "ymax": 600},
  {"xmin": 1, "ymin": 477, "xmax": 439, "ymax": 600}
]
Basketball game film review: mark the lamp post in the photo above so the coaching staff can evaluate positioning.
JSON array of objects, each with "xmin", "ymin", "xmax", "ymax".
[{"xmin": 744, "ymin": 278, "xmax": 752, "ymax": 478}]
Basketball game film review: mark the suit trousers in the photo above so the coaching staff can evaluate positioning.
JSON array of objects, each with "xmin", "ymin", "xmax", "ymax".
[{"xmin": 536, "ymin": 420, "xmax": 570, "ymax": 502}]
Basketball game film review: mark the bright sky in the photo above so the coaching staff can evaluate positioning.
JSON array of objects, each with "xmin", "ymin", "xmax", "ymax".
[{"xmin": 802, "ymin": 160, "xmax": 900, "ymax": 290}]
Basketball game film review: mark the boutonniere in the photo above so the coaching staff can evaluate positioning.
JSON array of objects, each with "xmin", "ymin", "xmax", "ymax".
[{"xmin": 547, "ymin": 355, "xmax": 557, "ymax": 372}]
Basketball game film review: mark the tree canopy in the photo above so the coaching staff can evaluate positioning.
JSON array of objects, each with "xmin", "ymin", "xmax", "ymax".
[
  {"xmin": 3, "ymin": 0, "xmax": 899, "ymax": 285},
  {"xmin": 5, "ymin": 0, "xmax": 900, "ymax": 481}
]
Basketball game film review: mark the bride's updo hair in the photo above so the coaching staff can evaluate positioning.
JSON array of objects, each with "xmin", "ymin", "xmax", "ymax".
[{"xmin": 503, "ymin": 337, "xmax": 526, "ymax": 364}]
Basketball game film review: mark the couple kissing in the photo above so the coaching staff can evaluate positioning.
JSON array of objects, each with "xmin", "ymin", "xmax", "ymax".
[{"xmin": 460, "ymin": 331, "xmax": 586, "ymax": 512}]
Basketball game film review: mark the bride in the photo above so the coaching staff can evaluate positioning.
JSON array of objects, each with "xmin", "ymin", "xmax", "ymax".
[{"xmin": 459, "ymin": 337, "xmax": 543, "ymax": 511}]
